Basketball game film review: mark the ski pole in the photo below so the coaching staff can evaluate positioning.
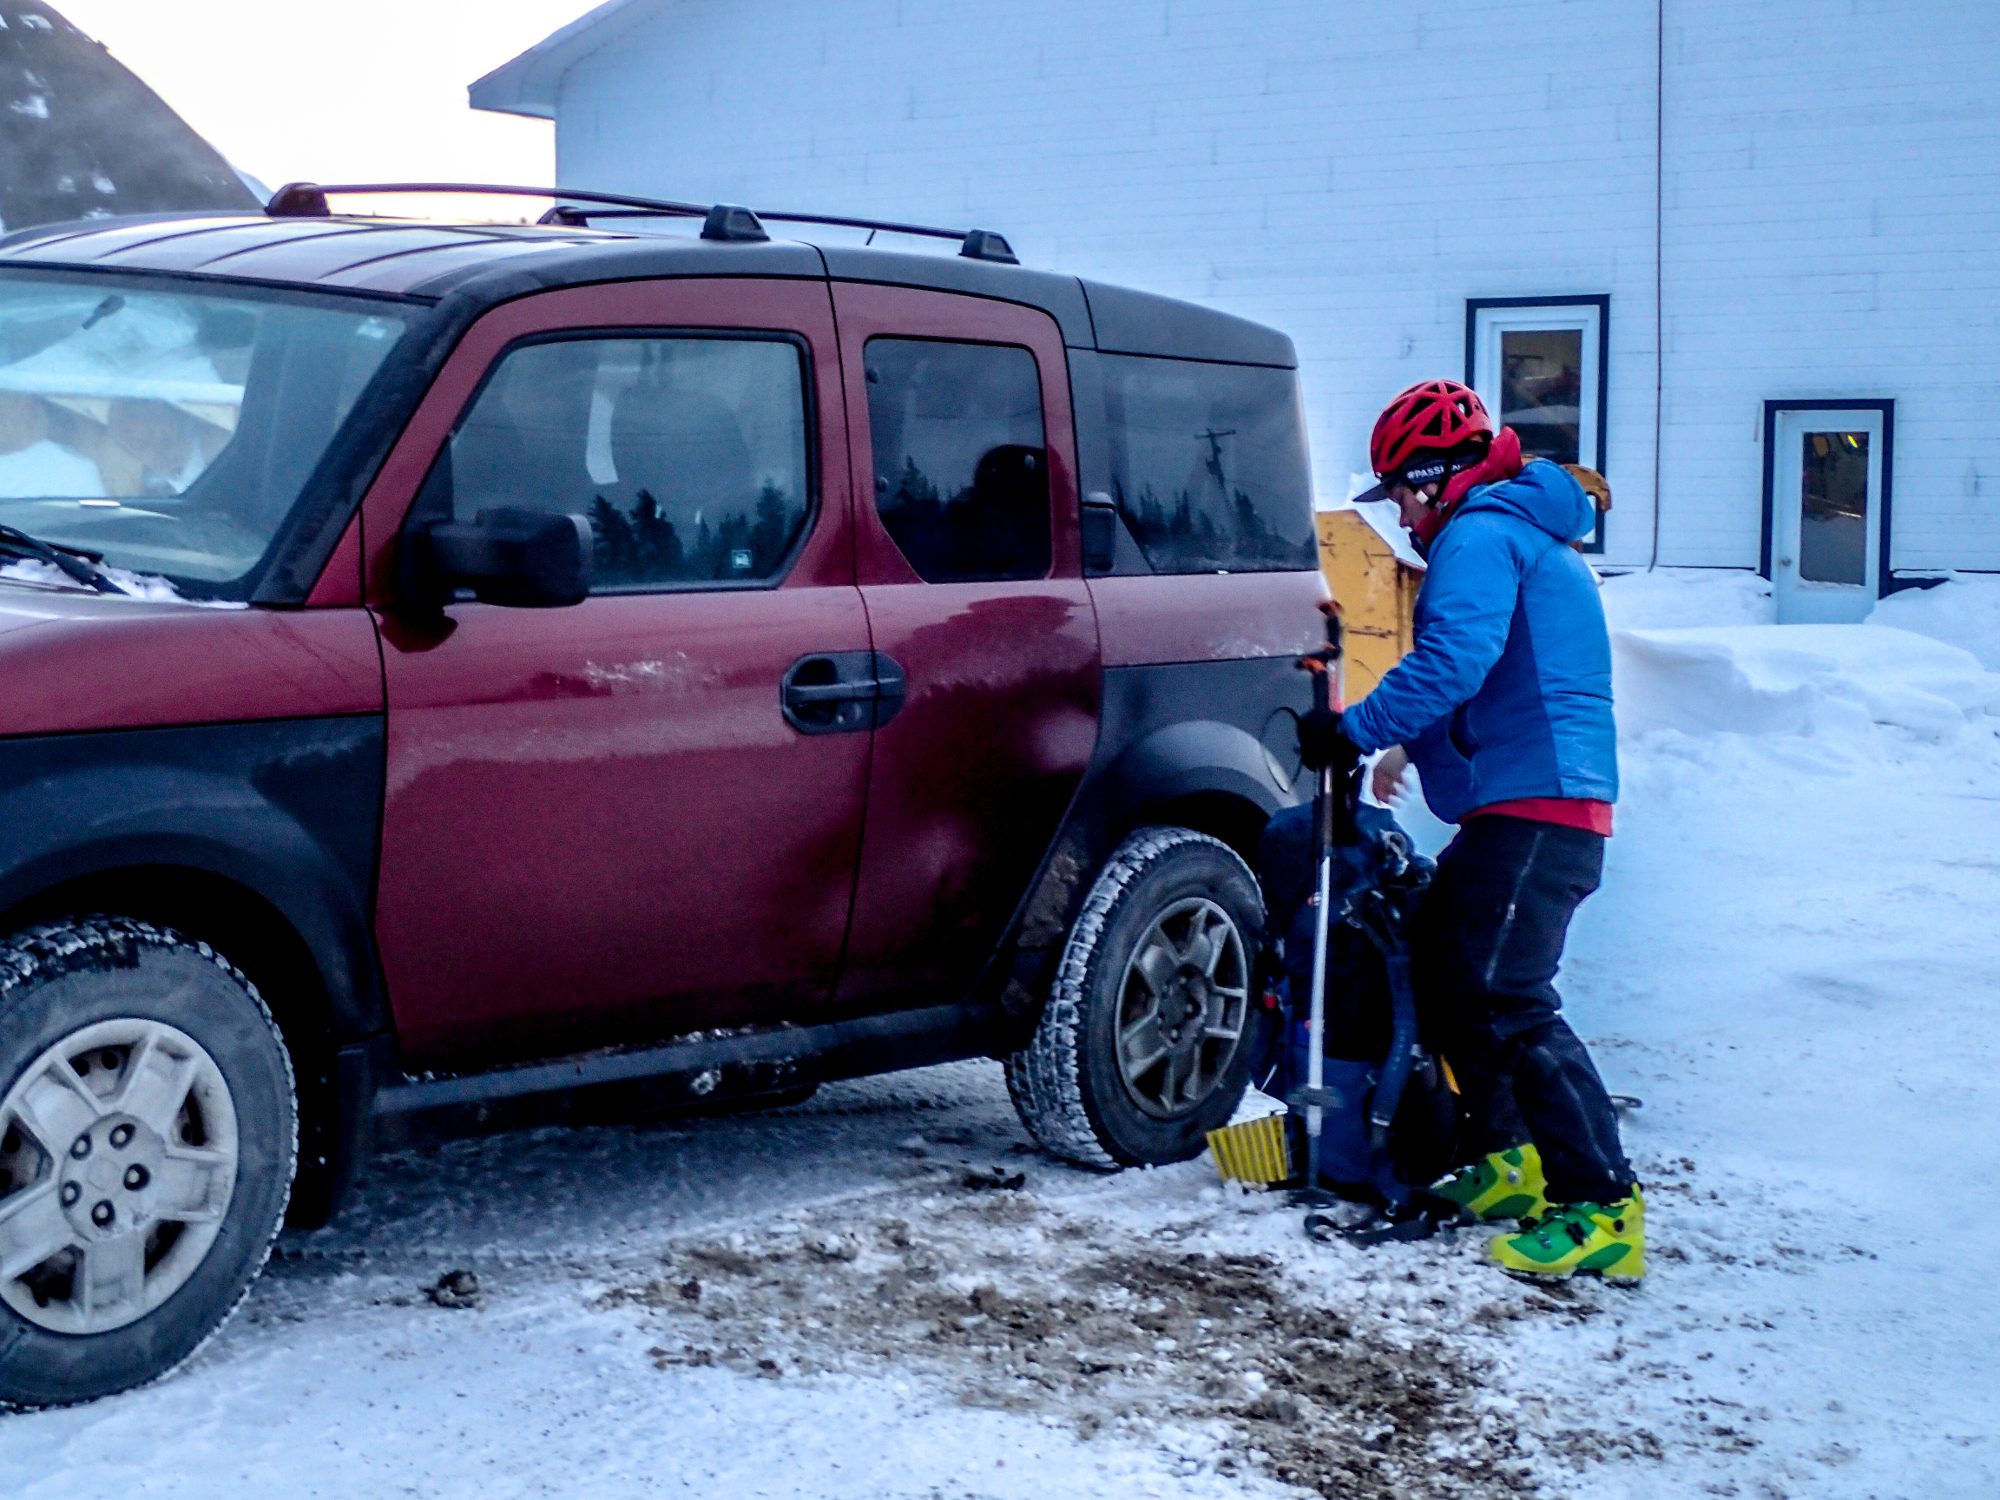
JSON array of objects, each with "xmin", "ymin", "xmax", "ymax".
[{"xmin": 1294, "ymin": 602, "xmax": 1350, "ymax": 1204}]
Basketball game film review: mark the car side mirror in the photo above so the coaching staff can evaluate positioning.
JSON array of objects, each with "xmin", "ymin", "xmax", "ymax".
[
  {"xmin": 422, "ymin": 507, "xmax": 594, "ymax": 608},
  {"xmin": 1080, "ymin": 492, "xmax": 1119, "ymax": 574}
]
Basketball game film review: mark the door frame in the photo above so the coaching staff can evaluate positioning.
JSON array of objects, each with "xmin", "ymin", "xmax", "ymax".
[
  {"xmin": 1464, "ymin": 294, "xmax": 1609, "ymax": 552},
  {"xmin": 357, "ymin": 280, "xmax": 855, "ymax": 601},
  {"xmin": 357, "ymin": 276, "xmax": 874, "ymax": 1067},
  {"xmin": 824, "ymin": 280, "xmax": 1099, "ymax": 1006},
  {"xmin": 1760, "ymin": 398, "xmax": 1895, "ymax": 605},
  {"xmin": 828, "ymin": 280, "xmax": 1083, "ymax": 586}
]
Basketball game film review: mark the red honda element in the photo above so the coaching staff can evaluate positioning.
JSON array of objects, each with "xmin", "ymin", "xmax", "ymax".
[{"xmin": 0, "ymin": 187, "xmax": 1326, "ymax": 1403}]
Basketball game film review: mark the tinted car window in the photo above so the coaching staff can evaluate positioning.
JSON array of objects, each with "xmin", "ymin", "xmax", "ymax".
[
  {"xmin": 450, "ymin": 335, "xmax": 811, "ymax": 589},
  {"xmin": 1101, "ymin": 353, "xmax": 1316, "ymax": 573},
  {"xmin": 865, "ymin": 338, "xmax": 1049, "ymax": 583},
  {"xmin": 0, "ymin": 271, "xmax": 405, "ymax": 595}
]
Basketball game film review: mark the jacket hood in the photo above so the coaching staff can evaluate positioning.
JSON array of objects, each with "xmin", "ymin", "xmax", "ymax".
[{"xmin": 1456, "ymin": 459, "xmax": 1595, "ymax": 546}]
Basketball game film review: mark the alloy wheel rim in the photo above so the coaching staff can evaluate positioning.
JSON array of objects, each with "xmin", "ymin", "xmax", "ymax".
[
  {"xmin": 0, "ymin": 1018, "xmax": 238, "ymax": 1334},
  {"xmin": 1114, "ymin": 897, "xmax": 1250, "ymax": 1120}
]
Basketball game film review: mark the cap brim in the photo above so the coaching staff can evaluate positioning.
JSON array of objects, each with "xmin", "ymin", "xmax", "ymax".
[{"xmin": 1349, "ymin": 480, "xmax": 1394, "ymax": 505}]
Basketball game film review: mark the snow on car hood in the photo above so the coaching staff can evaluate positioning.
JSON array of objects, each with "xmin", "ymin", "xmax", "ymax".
[{"xmin": 0, "ymin": 554, "xmax": 245, "ymax": 604}]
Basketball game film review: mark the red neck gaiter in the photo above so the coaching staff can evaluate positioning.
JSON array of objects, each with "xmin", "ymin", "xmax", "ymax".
[{"xmin": 1411, "ymin": 426, "xmax": 1525, "ymax": 548}]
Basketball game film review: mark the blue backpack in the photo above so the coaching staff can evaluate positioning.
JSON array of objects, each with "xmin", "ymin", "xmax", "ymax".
[{"xmin": 1253, "ymin": 802, "xmax": 1457, "ymax": 1202}]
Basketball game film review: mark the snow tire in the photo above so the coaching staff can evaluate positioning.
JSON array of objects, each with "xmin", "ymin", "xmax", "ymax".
[
  {"xmin": 1007, "ymin": 826, "xmax": 1265, "ymax": 1169},
  {"xmin": 0, "ymin": 918, "xmax": 296, "ymax": 1408}
]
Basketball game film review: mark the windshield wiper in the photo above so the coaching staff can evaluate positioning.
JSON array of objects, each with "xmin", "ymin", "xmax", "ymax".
[
  {"xmin": 0, "ymin": 523, "xmax": 129, "ymax": 595},
  {"xmin": 81, "ymin": 294, "xmax": 125, "ymax": 331}
]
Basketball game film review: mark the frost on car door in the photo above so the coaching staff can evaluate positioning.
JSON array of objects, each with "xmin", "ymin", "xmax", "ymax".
[
  {"xmin": 369, "ymin": 282, "xmax": 870, "ymax": 1069},
  {"xmin": 831, "ymin": 283, "xmax": 1100, "ymax": 1006}
]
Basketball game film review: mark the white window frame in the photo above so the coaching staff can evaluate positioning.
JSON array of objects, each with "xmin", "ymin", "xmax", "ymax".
[{"xmin": 1466, "ymin": 297, "xmax": 1607, "ymax": 550}]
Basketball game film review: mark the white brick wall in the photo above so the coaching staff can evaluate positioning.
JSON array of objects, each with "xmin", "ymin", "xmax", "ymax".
[{"xmin": 519, "ymin": 0, "xmax": 2000, "ymax": 575}]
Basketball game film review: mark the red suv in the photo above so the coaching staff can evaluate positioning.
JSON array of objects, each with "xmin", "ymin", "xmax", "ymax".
[{"xmin": 0, "ymin": 187, "xmax": 1326, "ymax": 1404}]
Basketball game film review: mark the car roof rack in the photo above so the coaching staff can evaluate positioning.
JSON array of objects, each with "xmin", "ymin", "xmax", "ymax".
[{"xmin": 263, "ymin": 182, "xmax": 1020, "ymax": 264}]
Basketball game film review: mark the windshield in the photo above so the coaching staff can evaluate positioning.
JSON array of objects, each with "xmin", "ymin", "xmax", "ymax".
[{"xmin": 0, "ymin": 272, "xmax": 408, "ymax": 595}]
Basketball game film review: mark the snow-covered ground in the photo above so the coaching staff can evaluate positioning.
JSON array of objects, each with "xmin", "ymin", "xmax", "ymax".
[
  {"xmin": 4, "ymin": 569, "xmax": 1998, "ymax": 1499},
  {"xmin": 1536, "ymin": 569, "xmax": 2000, "ymax": 1498}
]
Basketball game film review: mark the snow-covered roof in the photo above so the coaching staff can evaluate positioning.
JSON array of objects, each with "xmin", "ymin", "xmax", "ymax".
[{"xmin": 470, "ymin": 0, "xmax": 668, "ymax": 121}]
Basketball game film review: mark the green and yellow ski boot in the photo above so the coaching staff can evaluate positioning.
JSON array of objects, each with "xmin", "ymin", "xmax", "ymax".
[
  {"xmin": 1490, "ymin": 1190, "xmax": 1646, "ymax": 1283},
  {"xmin": 1431, "ymin": 1144, "xmax": 1549, "ymax": 1222}
]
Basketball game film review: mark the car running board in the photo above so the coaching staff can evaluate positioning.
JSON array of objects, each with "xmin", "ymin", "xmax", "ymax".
[{"xmin": 371, "ymin": 997, "xmax": 998, "ymax": 1117}]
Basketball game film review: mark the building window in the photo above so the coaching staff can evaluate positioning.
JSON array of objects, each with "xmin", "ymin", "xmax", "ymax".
[{"xmin": 1466, "ymin": 296, "xmax": 1609, "ymax": 552}]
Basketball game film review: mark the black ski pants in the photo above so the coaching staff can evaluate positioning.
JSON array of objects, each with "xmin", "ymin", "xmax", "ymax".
[{"xmin": 1412, "ymin": 813, "xmax": 1634, "ymax": 1205}]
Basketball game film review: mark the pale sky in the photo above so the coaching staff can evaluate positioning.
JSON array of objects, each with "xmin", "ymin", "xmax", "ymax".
[{"xmin": 55, "ymin": 0, "xmax": 598, "ymax": 192}]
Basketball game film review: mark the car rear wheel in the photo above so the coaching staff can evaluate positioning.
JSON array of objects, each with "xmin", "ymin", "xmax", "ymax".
[
  {"xmin": 1006, "ymin": 826, "xmax": 1265, "ymax": 1169},
  {"xmin": 0, "ymin": 918, "xmax": 295, "ymax": 1407}
]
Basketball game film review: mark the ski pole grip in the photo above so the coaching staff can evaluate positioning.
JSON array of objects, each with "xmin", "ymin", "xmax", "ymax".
[
  {"xmin": 1318, "ymin": 600, "xmax": 1345, "ymax": 714},
  {"xmin": 1321, "ymin": 599, "xmax": 1343, "ymax": 653}
]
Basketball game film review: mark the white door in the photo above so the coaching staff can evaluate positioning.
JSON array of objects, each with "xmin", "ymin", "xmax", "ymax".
[{"xmin": 1771, "ymin": 408, "xmax": 1883, "ymax": 623}]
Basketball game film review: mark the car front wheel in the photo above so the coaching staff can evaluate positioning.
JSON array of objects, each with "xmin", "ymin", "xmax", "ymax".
[
  {"xmin": 0, "ymin": 918, "xmax": 296, "ymax": 1407},
  {"xmin": 1006, "ymin": 826, "xmax": 1265, "ymax": 1169}
]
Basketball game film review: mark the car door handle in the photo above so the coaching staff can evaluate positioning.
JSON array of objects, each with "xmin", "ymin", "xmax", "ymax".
[
  {"xmin": 781, "ymin": 652, "xmax": 905, "ymax": 734},
  {"xmin": 783, "ymin": 681, "xmax": 878, "ymax": 704}
]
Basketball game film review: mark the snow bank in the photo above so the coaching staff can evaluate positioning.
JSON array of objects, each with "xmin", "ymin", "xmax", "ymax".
[
  {"xmin": 1868, "ymin": 573, "xmax": 2000, "ymax": 670},
  {"xmin": 1613, "ymin": 623, "xmax": 2000, "ymax": 743},
  {"xmin": 1599, "ymin": 566, "xmax": 1773, "ymax": 630}
]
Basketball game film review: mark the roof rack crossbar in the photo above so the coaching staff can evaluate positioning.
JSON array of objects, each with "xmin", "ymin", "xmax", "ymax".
[
  {"xmin": 265, "ymin": 181, "xmax": 1019, "ymax": 264},
  {"xmin": 531, "ymin": 202, "xmax": 969, "ymax": 243},
  {"xmin": 267, "ymin": 181, "xmax": 711, "ymax": 219},
  {"xmin": 758, "ymin": 209, "xmax": 961, "ymax": 241}
]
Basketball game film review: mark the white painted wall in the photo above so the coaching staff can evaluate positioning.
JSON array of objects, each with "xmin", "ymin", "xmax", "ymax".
[
  {"xmin": 1661, "ymin": 3, "xmax": 2000, "ymax": 573},
  {"xmin": 484, "ymin": 0, "xmax": 2000, "ymax": 576}
]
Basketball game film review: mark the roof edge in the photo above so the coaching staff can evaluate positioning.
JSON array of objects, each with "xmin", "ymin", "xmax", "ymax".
[{"xmin": 469, "ymin": 0, "xmax": 665, "ymax": 120}]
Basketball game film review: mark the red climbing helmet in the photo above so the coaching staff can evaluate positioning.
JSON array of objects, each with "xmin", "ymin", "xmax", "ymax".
[{"xmin": 1369, "ymin": 379, "xmax": 1494, "ymax": 480}]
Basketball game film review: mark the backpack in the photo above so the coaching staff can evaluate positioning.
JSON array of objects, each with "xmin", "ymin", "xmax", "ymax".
[{"xmin": 1253, "ymin": 801, "xmax": 1458, "ymax": 1202}]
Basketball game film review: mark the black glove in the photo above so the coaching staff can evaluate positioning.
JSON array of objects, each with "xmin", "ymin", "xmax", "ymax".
[{"xmin": 1296, "ymin": 707, "xmax": 1361, "ymax": 772}]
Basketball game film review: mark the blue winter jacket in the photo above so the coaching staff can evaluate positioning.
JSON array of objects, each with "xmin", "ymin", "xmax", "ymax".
[{"xmin": 1339, "ymin": 460, "xmax": 1617, "ymax": 824}]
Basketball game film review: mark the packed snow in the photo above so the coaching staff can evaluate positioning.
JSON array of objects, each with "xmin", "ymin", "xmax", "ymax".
[
  {"xmin": 1869, "ymin": 572, "xmax": 2000, "ymax": 670},
  {"xmin": 2, "ymin": 567, "xmax": 1997, "ymax": 1498}
]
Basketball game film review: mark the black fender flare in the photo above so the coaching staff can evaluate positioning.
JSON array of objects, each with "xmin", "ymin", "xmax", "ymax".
[
  {"xmin": 1088, "ymin": 718, "xmax": 1292, "ymax": 837},
  {"xmin": 974, "ymin": 656, "xmax": 1311, "ymax": 1037},
  {"xmin": 0, "ymin": 827, "xmax": 385, "ymax": 1045},
  {"xmin": 0, "ymin": 718, "xmax": 390, "ymax": 1045},
  {"xmin": 1008, "ymin": 717, "xmax": 1294, "ymax": 953},
  {"xmin": 0, "ymin": 718, "xmax": 391, "ymax": 1226}
]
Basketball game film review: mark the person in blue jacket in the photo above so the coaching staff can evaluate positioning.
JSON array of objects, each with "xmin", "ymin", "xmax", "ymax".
[{"xmin": 1299, "ymin": 378, "xmax": 1643, "ymax": 1282}]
